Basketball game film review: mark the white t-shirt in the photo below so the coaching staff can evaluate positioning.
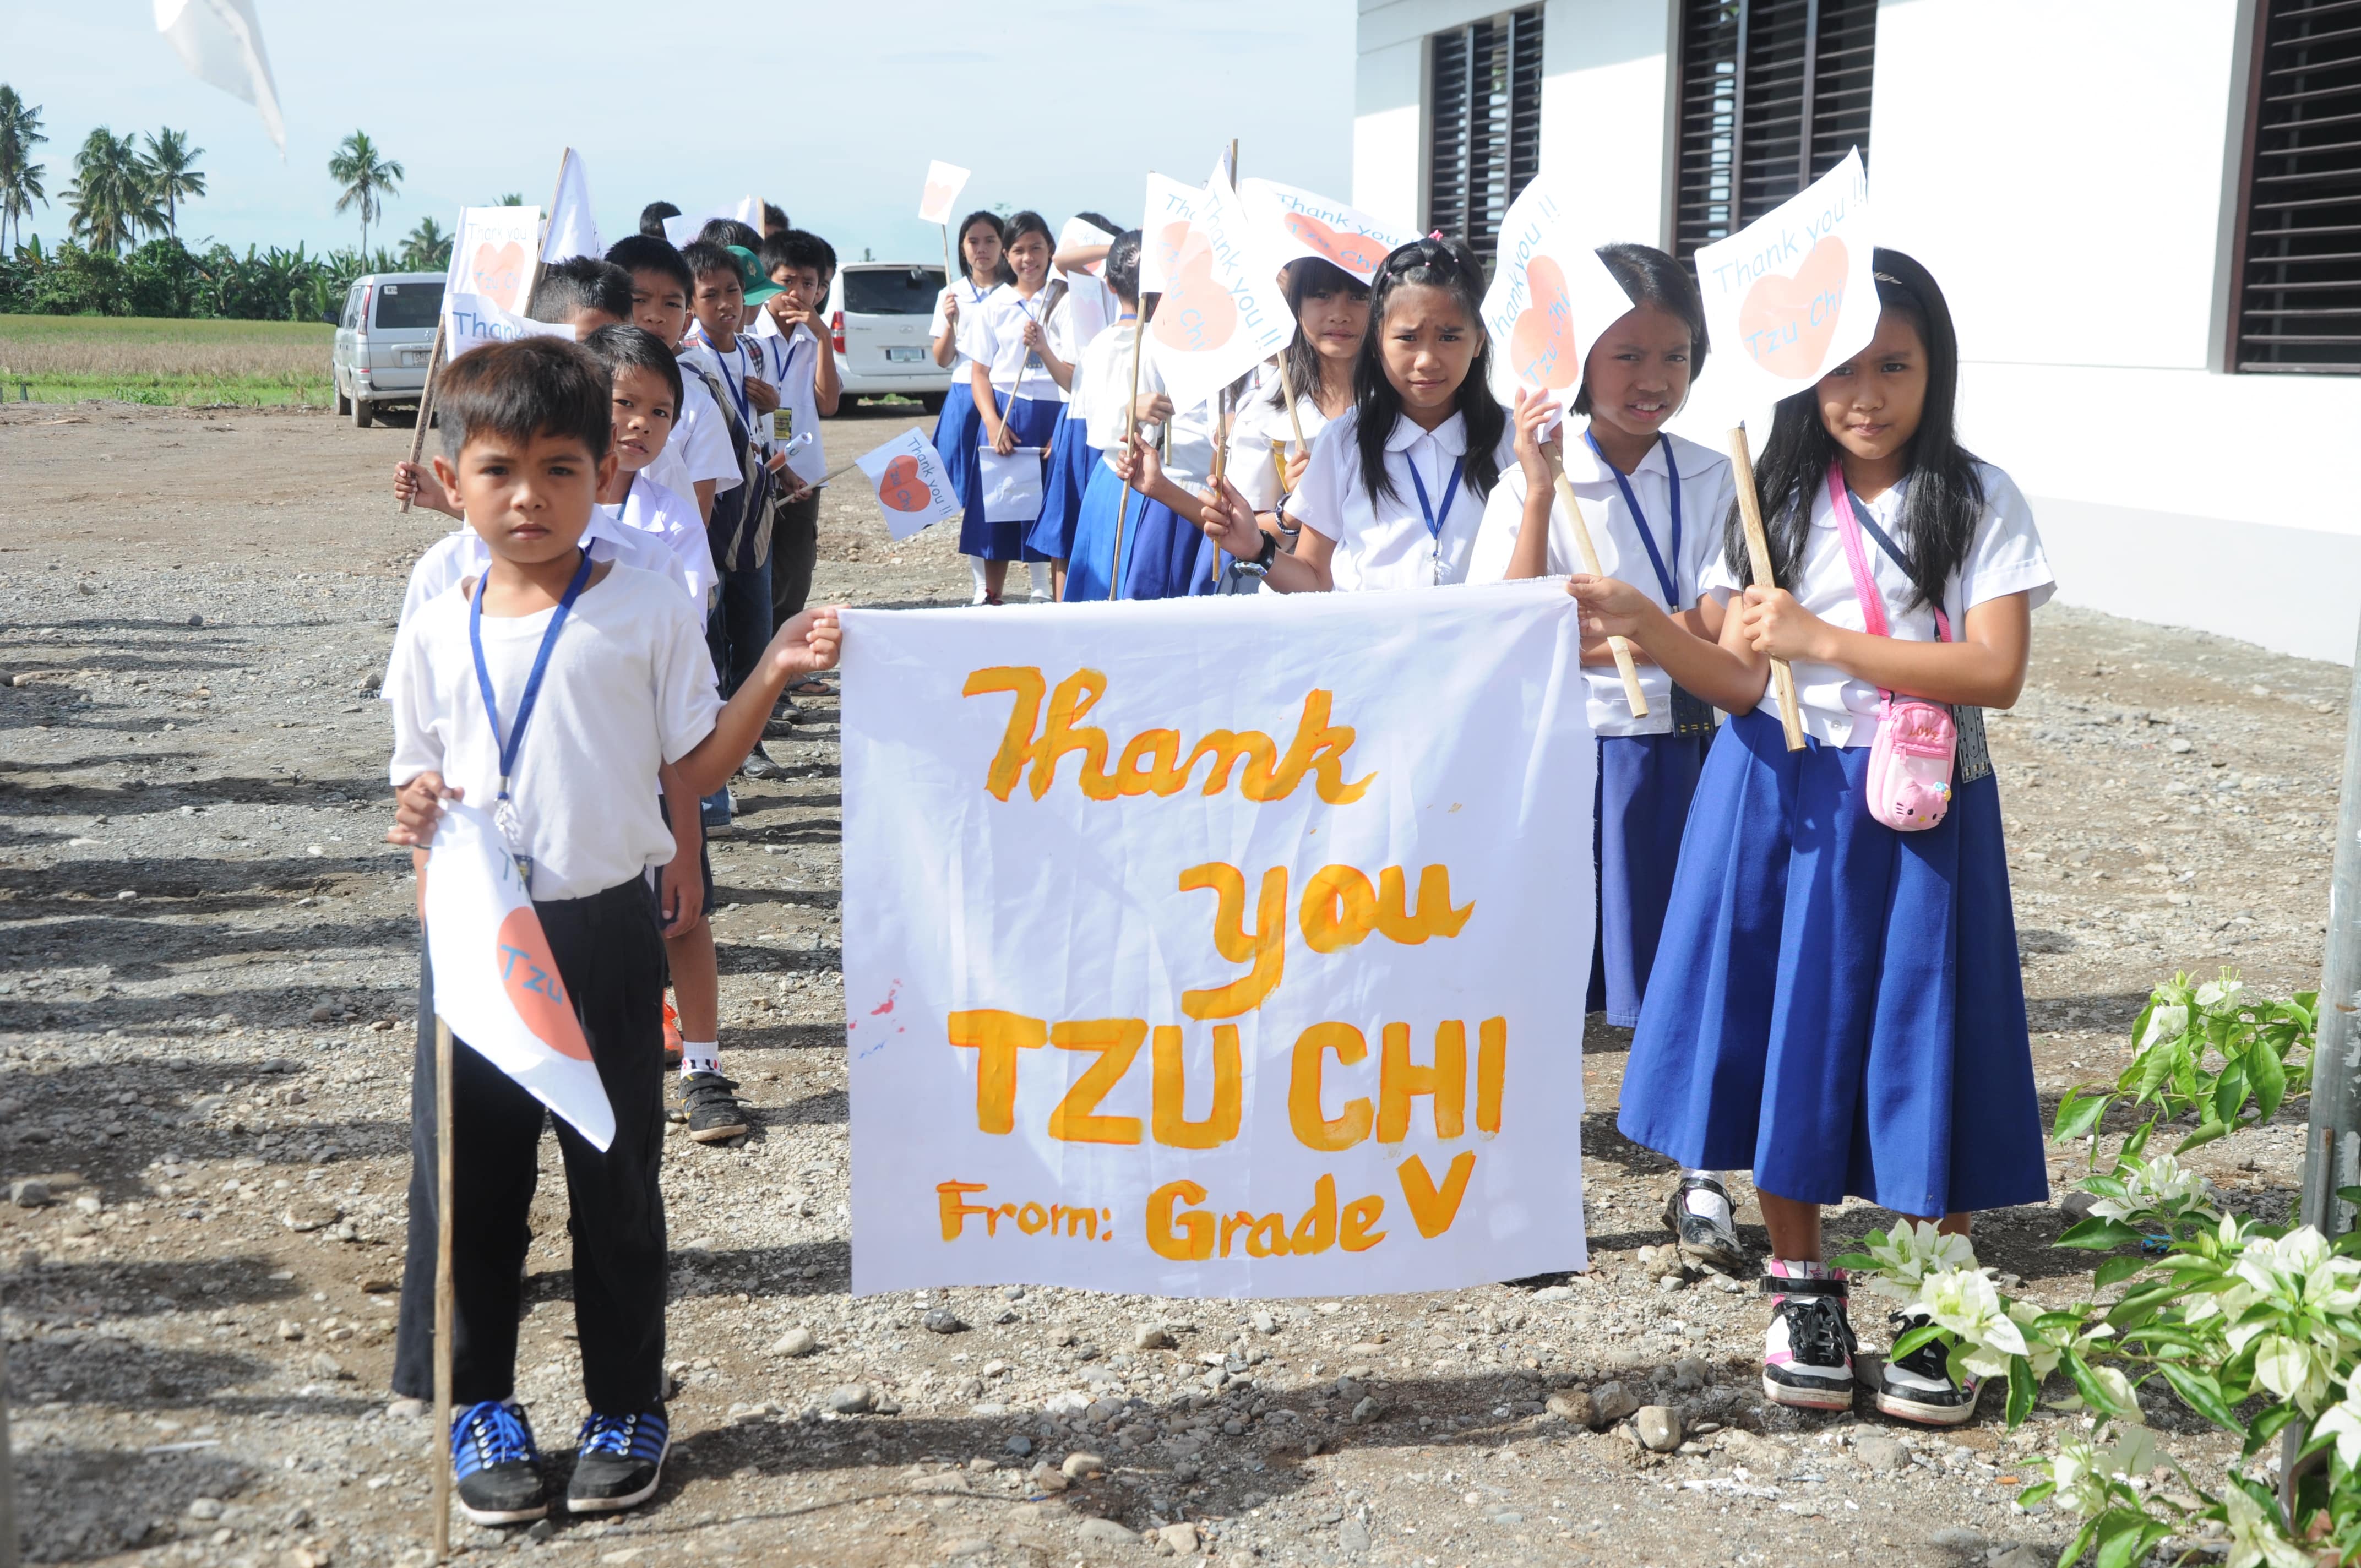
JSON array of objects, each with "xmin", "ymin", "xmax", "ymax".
[
  {"xmin": 644, "ymin": 371, "xmax": 740, "ymax": 504},
  {"xmin": 1077, "ymin": 322, "xmax": 1141, "ymax": 451},
  {"xmin": 958, "ymin": 284, "xmax": 1065, "ymax": 402},
  {"xmin": 1227, "ymin": 389, "xmax": 1334, "ymax": 513},
  {"xmin": 600, "ymin": 472, "xmax": 715, "ymax": 613},
  {"xmin": 929, "ymin": 277, "xmax": 998, "ymax": 374},
  {"xmin": 1698, "ymin": 460, "xmax": 2055, "ymax": 746},
  {"xmin": 396, "ymin": 511, "xmax": 691, "ymax": 631},
  {"xmin": 1292, "ymin": 407, "xmax": 1511, "ymax": 592},
  {"xmin": 1467, "ymin": 429, "xmax": 1734, "ymax": 737},
  {"xmin": 384, "ymin": 565, "xmax": 722, "ymax": 902}
]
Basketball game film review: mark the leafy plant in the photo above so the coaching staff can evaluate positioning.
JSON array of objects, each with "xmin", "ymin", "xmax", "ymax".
[
  {"xmin": 327, "ymin": 130, "xmax": 402, "ymax": 256},
  {"xmin": 0, "ymin": 84, "xmax": 48, "ymax": 254},
  {"xmin": 64, "ymin": 126, "xmax": 164, "ymax": 255},
  {"xmin": 139, "ymin": 127, "xmax": 205, "ymax": 238},
  {"xmin": 1835, "ymin": 974, "xmax": 2351, "ymax": 1565}
]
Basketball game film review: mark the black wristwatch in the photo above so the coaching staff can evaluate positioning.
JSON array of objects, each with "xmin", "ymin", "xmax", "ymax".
[{"xmin": 1253, "ymin": 530, "xmax": 1280, "ymax": 569}]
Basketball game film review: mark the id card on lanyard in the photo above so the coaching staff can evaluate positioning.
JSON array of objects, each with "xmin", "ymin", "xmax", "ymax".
[
  {"xmin": 469, "ymin": 549, "xmax": 595, "ymax": 894},
  {"xmin": 1583, "ymin": 429, "xmax": 1715, "ymax": 737},
  {"xmin": 1405, "ymin": 451, "xmax": 1465, "ymax": 586}
]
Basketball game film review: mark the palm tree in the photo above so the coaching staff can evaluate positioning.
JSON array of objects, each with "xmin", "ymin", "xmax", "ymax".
[
  {"xmin": 327, "ymin": 130, "xmax": 403, "ymax": 256},
  {"xmin": 401, "ymin": 214, "xmax": 450, "ymax": 271},
  {"xmin": 139, "ymin": 127, "xmax": 206, "ymax": 238},
  {"xmin": 0, "ymin": 85, "xmax": 48, "ymax": 253},
  {"xmin": 498, "ymin": 193, "xmax": 523, "ymax": 206},
  {"xmin": 64, "ymin": 127, "xmax": 162, "ymax": 255}
]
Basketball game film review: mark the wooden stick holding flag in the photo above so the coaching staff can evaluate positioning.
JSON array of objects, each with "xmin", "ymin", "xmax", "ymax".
[
  {"xmin": 1109, "ymin": 298, "xmax": 1154, "ymax": 596},
  {"xmin": 431, "ymin": 1016, "xmax": 456, "ymax": 1560},
  {"xmin": 1543, "ymin": 440, "xmax": 1649, "ymax": 716},
  {"xmin": 1726, "ymin": 426, "xmax": 1805, "ymax": 750}
]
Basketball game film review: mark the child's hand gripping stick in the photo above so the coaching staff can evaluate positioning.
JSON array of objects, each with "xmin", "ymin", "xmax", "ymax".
[
  {"xmin": 1543, "ymin": 440, "xmax": 1649, "ymax": 718},
  {"xmin": 1726, "ymin": 425, "xmax": 1807, "ymax": 752}
]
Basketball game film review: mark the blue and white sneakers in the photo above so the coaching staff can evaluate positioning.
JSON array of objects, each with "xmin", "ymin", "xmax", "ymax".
[
  {"xmin": 568, "ymin": 1408, "xmax": 670, "ymax": 1513},
  {"xmin": 450, "ymin": 1400, "xmax": 548, "ymax": 1525}
]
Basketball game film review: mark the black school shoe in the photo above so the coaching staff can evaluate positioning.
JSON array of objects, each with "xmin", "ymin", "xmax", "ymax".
[
  {"xmin": 1872, "ymin": 1311, "xmax": 1983, "ymax": 1425},
  {"xmin": 678, "ymin": 1071, "xmax": 749, "ymax": 1142},
  {"xmin": 1661, "ymin": 1173, "xmax": 1748, "ymax": 1273},
  {"xmin": 568, "ymin": 1408, "xmax": 670, "ymax": 1513},
  {"xmin": 450, "ymin": 1399, "xmax": 548, "ymax": 1525}
]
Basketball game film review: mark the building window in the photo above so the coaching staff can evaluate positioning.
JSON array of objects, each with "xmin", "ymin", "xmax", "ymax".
[
  {"xmin": 2232, "ymin": 0, "xmax": 2361, "ymax": 373},
  {"xmin": 1674, "ymin": 0, "xmax": 1878, "ymax": 259},
  {"xmin": 1428, "ymin": 7, "xmax": 1544, "ymax": 265}
]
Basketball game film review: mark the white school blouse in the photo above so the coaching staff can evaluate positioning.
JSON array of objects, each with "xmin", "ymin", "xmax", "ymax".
[
  {"xmin": 1226, "ymin": 390, "xmax": 1334, "ymax": 513},
  {"xmin": 644, "ymin": 371, "xmax": 740, "ymax": 504},
  {"xmin": 1077, "ymin": 323, "xmax": 1140, "ymax": 452},
  {"xmin": 1696, "ymin": 460, "xmax": 2054, "ymax": 747},
  {"xmin": 957, "ymin": 284, "xmax": 1067, "ymax": 402},
  {"xmin": 1290, "ymin": 408, "xmax": 1511, "ymax": 592},
  {"xmin": 1466, "ymin": 429, "xmax": 1734, "ymax": 737},
  {"xmin": 929, "ymin": 277, "xmax": 997, "ymax": 374},
  {"xmin": 385, "ymin": 566, "xmax": 721, "ymax": 903},
  {"xmin": 1130, "ymin": 350, "xmax": 1218, "ymax": 490},
  {"xmin": 600, "ymin": 473, "xmax": 715, "ymax": 613},
  {"xmin": 395, "ymin": 510, "xmax": 691, "ymax": 632},
  {"xmin": 748, "ymin": 320, "xmax": 828, "ymax": 486}
]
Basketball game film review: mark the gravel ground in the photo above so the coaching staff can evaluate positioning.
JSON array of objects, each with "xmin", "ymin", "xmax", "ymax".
[{"xmin": 0, "ymin": 400, "xmax": 2349, "ymax": 1568}]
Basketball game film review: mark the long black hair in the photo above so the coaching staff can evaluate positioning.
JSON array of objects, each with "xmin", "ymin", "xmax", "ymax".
[
  {"xmin": 1577, "ymin": 242, "xmax": 1709, "ymax": 416},
  {"xmin": 1724, "ymin": 247, "xmax": 1983, "ymax": 612},
  {"xmin": 1003, "ymin": 210, "xmax": 1053, "ymax": 285},
  {"xmin": 1271, "ymin": 256, "xmax": 1369, "ymax": 412},
  {"xmin": 955, "ymin": 210, "xmax": 1013, "ymax": 286},
  {"xmin": 1352, "ymin": 236, "xmax": 1505, "ymax": 507},
  {"xmin": 1103, "ymin": 230, "xmax": 1142, "ymax": 304}
]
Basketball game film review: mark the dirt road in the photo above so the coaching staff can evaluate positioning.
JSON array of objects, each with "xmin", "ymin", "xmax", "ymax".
[{"xmin": 0, "ymin": 400, "xmax": 2347, "ymax": 1567}]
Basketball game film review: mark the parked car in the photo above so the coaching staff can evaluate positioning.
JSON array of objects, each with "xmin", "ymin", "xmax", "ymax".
[
  {"xmin": 331, "ymin": 272, "xmax": 443, "ymax": 428},
  {"xmin": 827, "ymin": 263, "xmax": 950, "ymax": 412}
]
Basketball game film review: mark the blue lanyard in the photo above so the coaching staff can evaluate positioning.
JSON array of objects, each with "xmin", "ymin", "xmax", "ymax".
[
  {"xmin": 469, "ymin": 548, "xmax": 594, "ymax": 809},
  {"xmin": 1582, "ymin": 429, "xmax": 1682, "ymax": 610},
  {"xmin": 708, "ymin": 337, "xmax": 754, "ymax": 433},
  {"xmin": 1404, "ymin": 453, "xmax": 1465, "ymax": 546}
]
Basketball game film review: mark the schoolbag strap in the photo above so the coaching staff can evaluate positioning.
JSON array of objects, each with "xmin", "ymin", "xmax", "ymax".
[
  {"xmin": 1848, "ymin": 496, "xmax": 1952, "ymax": 644},
  {"xmin": 1825, "ymin": 461, "xmax": 1890, "ymax": 640}
]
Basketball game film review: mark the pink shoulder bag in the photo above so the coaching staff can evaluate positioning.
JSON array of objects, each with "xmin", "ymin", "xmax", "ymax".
[{"xmin": 1827, "ymin": 462, "xmax": 1956, "ymax": 831}]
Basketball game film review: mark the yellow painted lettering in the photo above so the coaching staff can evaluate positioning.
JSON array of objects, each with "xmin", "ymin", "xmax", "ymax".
[
  {"xmin": 1116, "ymin": 728, "xmax": 1183, "ymax": 797},
  {"xmin": 1290, "ymin": 1173, "xmax": 1339, "ymax": 1254},
  {"xmin": 1378, "ymin": 1019, "xmax": 1467, "ymax": 1142},
  {"xmin": 1179, "ymin": 863, "xmax": 1287, "ymax": 1019},
  {"xmin": 1028, "ymin": 668, "xmax": 1117, "ymax": 801},
  {"xmin": 1151, "ymin": 1023, "xmax": 1242, "ymax": 1148},
  {"xmin": 1244, "ymin": 1211, "xmax": 1292, "ymax": 1257},
  {"xmin": 1476, "ymin": 1016, "xmax": 1506, "ymax": 1134},
  {"xmin": 961, "ymin": 667, "xmax": 1047, "ymax": 802},
  {"xmin": 937, "ymin": 1180, "xmax": 992, "ymax": 1240},
  {"xmin": 948, "ymin": 1009, "xmax": 1047, "ymax": 1135},
  {"xmin": 1374, "ymin": 864, "xmax": 1476, "ymax": 944},
  {"xmin": 1047, "ymin": 1018, "xmax": 1145, "ymax": 1145},
  {"xmin": 1257, "ymin": 690, "xmax": 1376, "ymax": 804},
  {"xmin": 1173, "ymin": 728, "xmax": 1279, "ymax": 796},
  {"xmin": 1288, "ymin": 1022, "xmax": 1373, "ymax": 1152},
  {"xmin": 1340, "ymin": 1193, "xmax": 1387, "ymax": 1251},
  {"xmin": 1397, "ymin": 1151, "xmax": 1477, "ymax": 1238},
  {"xmin": 1299, "ymin": 864, "xmax": 1378, "ymax": 955}
]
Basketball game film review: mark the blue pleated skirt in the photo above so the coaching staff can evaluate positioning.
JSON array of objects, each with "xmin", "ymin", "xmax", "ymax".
[
  {"xmin": 932, "ymin": 376, "xmax": 980, "ymax": 500},
  {"xmin": 958, "ymin": 393, "xmax": 1060, "ymax": 561},
  {"xmin": 1025, "ymin": 406, "xmax": 1100, "ymax": 562},
  {"xmin": 1588, "ymin": 730, "xmax": 1710, "ymax": 1027},
  {"xmin": 1618, "ymin": 707, "xmax": 2047, "ymax": 1218},
  {"xmin": 1120, "ymin": 495, "xmax": 1221, "ymax": 600},
  {"xmin": 1062, "ymin": 461, "xmax": 1126, "ymax": 602}
]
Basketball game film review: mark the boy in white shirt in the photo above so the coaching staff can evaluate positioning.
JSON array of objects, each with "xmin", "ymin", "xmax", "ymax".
[
  {"xmin": 603, "ymin": 235, "xmax": 742, "ymax": 527},
  {"xmin": 382, "ymin": 335, "xmax": 838, "ymax": 1526},
  {"xmin": 754, "ymin": 228, "xmax": 840, "ymax": 704}
]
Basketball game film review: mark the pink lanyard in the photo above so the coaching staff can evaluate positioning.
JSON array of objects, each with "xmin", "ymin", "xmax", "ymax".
[{"xmin": 1825, "ymin": 461, "xmax": 1950, "ymax": 646}]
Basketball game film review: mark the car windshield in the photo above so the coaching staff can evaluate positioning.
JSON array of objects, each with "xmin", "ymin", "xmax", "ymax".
[
  {"xmin": 843, "ymin": 268, "xmax": 944, "ymax": 316},
  {"xmin": 373, "ymin": 283, "xmax": 443, "ymax": 330}
]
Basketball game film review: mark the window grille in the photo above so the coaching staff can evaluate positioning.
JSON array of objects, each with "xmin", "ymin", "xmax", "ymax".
[
  {"xmin": 2231, "ymin": 0, "xmax": 2361, "ymax": 373},
  {"xmin": 1428, "ymin": 8, "xmax": 1544, "ymax": 266}
]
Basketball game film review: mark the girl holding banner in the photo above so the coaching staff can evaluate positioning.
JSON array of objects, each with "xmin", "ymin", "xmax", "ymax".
[
  {"xmin": 1582, "ymin": 251, "xmax": 2052, "ymax": 1428},
  {"xmin": 961, "ymin": 212, "xmax": 1069, "ymax": 604},
  {"xmin": 1466, "ymin": 241, "xmax": 1742, "ymax": 1266},
  {"xmin": 1188, "ymin": 238, "xmax": 1509, "ymax": 595},
  {"xmin": 929, "ymin": 211, "xmax": 1009, "ymax": 603},
  {"xmin": 1225, "ymin": 257, "xmax": 1369, "ymax": 543}
]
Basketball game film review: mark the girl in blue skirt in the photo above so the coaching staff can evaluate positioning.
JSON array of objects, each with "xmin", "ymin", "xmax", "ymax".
[
  {"xmin": 1029, "ymin": 213, "xmax": 1124, "ymax": 598},
  {"xmin": 1577, "ymin": 249, "xmax": 2052, "ymax": 1427},
  {"xmin": 962, "ymin": 212, "xmax": 1068, "ymax": 604},
  {"xmin": 1062, "ymin": 231, "xmax": 1144, "ymax": 603},
  {"xmin": 1470, "ymin": 244, "xmax": 1747, "ymax": 1272},
  {"xmin": 929, "ymin": 211, "xmax": 1009, "ymax": 603}
]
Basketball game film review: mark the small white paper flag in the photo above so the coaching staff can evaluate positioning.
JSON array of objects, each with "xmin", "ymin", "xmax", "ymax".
[{"xmin": 855, "ymin": 428, "xmax": 962, "ymax": 540}]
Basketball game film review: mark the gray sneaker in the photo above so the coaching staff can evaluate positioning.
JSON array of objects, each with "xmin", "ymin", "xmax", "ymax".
[{"xmin": 678, "ymin": 1072, "xmax": 748, "ymax": 1143}]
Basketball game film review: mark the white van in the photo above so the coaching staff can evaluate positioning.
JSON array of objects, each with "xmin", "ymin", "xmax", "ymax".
[
  {"xmin": 828, "ymin": 263, "xmax": 951, "ymax": 412},
  {"xmin": 331, "ymin": 271, "xmax": 443, "ymax": 428}
]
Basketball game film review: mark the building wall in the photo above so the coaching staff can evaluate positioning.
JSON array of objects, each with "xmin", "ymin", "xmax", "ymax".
[{"xmin": 1354, "ymin": 0, "xmax": 2361, "ymax": 665}]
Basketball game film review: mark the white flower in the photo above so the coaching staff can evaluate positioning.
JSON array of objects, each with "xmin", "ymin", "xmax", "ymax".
[
  {"xmin": 2090, "ymin": 1363, "xmax": 2144, "ymax": 1420},
  {"xmin": 2099, "ymin": 1423, "xmax": 2158, "ymax": 1480},
  {"xmin": 2195, "ymin": 976, "xmax": 2244, "ymax": 1014},
  {"xmin": 2048, "ymin": 1438, "xmax": 2112, "ymax": 1518},
  {"xmin": 2140, "ymin": 1002, "xmax": 2190, "ymax": 1050},
  {"xmin": 2313, "ymin": 1366, "xmax": 2361, "ymax": 1471},
  {"xmin": 2222, "ymin": 1482, "xmax": 2310, "ymax": 1568},
  {"xmin": 1918, "ymin": 1267, "xmax": 2027, "ymax": 1359},
  {"xmin": 2248, "ymin": 1333, "xmax": 2332, "ymax": 1415},
  {"xmin": 1859, "ymin": 1221, "xmax": 1980, "ymax": 1303},
  {"xmin": 2006, "ymin": 1300, "xmax": 2063, "ymax": 1378},
  {"xmin": 2088, "ymin": 1152, "xmax": 2217, "ymax": 1224},
  {"xmin": 2230, "ymin": 1227, "xmax": 2361, "ymax": 1323}
]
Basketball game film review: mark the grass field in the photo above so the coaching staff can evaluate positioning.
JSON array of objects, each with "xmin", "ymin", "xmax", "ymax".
[{"xmin": 0, "ymin": 315, "xmax": 336, "ymax": 406}]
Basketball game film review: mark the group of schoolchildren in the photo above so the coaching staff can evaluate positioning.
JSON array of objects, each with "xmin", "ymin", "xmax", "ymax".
[{"xmin": 382, "ymin": 192, "xmax": 2057, "ymax": 1528}]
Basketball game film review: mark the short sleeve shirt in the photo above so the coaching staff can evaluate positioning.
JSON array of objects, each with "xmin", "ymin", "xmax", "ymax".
[{"xmin": 1292, "ymin": 408, "xmax": 1510, "ymax": 592}]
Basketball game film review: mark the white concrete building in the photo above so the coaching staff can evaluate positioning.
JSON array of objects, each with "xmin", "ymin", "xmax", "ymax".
[{"xmin": 1353, "ymin": 0, "xmax": 2361, "ymax": 663}]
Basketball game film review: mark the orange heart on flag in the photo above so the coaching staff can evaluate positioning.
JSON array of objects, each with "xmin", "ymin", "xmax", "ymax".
[
  {"xmin": 1738, "ymin": 236, "xmax": 1849, "ymax": 380},
  {"xmin": 920, "ymin": 179, "xmax": 956, "ymax": 220},
  {"xmin": 1510, "ymin": 256, "xmax": 1584, "ymax": 390},
  {"xmin": 1152, "ymin": 220, "xmax": 1194, "ymax": 283},
  {"xmin": 494, "ymin": 907, "xmax": 592, "ymax": 1060},
  {"xmin": 877, "ymin": 453, "xmax": 931, "ymax": 512},
  {"xmin": 470, "ymin": 240, "xmax": 526, "ymax": 310},
  {"xmin": 1283, "ymin": 211, "xmax": 1390, "ymax": 278},
  {"xmin": 1152, "ymin": 237, "xmax": 1238, "ymax": 355}
]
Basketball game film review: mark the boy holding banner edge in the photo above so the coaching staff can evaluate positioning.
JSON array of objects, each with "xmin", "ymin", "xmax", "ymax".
[{"xmin": 383, "ymin": 336, "xmax": 840, "ymax": 1524}]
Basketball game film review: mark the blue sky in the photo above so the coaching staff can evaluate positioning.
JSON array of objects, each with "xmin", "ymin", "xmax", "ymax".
[{"xmin": 3, "ymin": 0, "xmax": 1356, "ymax": 262}]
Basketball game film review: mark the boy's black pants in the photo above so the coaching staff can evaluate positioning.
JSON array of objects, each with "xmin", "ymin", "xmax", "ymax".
[
  {"xmin": 770, "ymin": 489, "xmax": 820, "ymax": 629},
  {"xmin": 393, "ymin": 875, "xmax": 669, "ymax": 1413}
]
